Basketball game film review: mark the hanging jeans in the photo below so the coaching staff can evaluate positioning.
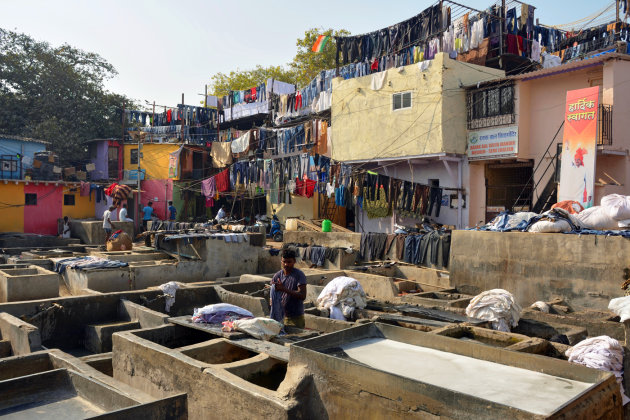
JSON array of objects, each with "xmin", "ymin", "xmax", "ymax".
[{"xmin": 428, "ymin": 187, "xmax": 443, "ymax": 217}]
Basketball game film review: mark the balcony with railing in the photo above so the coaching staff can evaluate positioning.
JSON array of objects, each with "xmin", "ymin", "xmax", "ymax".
[{"xmin": 467, "ymin": 83, "xmax": 516, "ymax": 130}]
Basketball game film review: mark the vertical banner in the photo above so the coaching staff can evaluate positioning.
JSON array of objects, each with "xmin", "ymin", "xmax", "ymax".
[
  {"xmin": 558, "ymin": 86, "xmax": 599, "ymax": 208},
  {"xmin": 168, "ymin": 146, "xmax": 183, "ymax": 179}
]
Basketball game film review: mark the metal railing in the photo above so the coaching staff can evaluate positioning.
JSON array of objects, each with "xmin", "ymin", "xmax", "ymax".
[
  {"xmin": 512, "ymin": 121, "xmax": 564, "ymax": 212},
  {"xmin": 598, "ymin": 104, "xmax": 612, "ymax": 146}
]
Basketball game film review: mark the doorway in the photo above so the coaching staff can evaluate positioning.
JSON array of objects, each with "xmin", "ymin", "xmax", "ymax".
[{"xmin": 485, "ymin": 161, "xmax": 533, "ymax": 222}]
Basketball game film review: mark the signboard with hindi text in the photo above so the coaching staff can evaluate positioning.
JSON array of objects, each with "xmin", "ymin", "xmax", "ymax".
[
  {"xmin": 558, "ymin": 86, "xmax": 599, "ymax": 209},
  {"xmin": 467, "ymin": 125, "xmax": 518, "ymax": 160}
]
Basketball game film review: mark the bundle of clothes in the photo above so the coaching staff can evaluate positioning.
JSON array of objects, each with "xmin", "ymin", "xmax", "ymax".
[
  {"xmin": 316, "ymin": 276, "xmax": 367, "ymax": 321},
  {"xmin": 191, "ymin": 303, "xmax": 253, "ymax": 324},
  {"xmin": 53, "ymin": 256, "xmax": 129, "ymax": 275},
  {"xmin": 465, "ymin": 289, "xmax": 522, "ymax": 332},
  {"xmin": 479, "ymin": 195, "xmax": 630, "ymax": 236},
  {"xmin": 565, "ymin": 336, "xmax": 630, "ymax": 405}
]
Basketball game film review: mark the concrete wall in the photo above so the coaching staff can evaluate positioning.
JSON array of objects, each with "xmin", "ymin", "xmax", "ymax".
[
  {"xmin": 290, "ymin": 322, "xmax": 622, "ymax": 419},
  {"xmin": 71, "ymin": 220, "xmax": 134, "ymax": 245},
  {"xmin": 283, "ymin": 231, "xmax": 361, "ymax": 249},
  {"xmin": 23, "ymin": 184, "xmax": 62, "ymax": 235},
  {"xmin": 267, "ymin": 194, "xmax": 317, "ymax": 226},
  {"xmin": 140, "ymin": 179, "xmax": 173, "ymax": 220},
  {"xmin": 113, "ymin": 326, "xmax": 301, "ymax": 419},
  {"xmin": 0, "ymin": 183, "xmax": 24, "ymax": 232},
  {"xmin": 124, "ymin": 143, "xmax": 181, "ymax": 181},
  {"xmin": 331, "ymin": 53, "xmax": 504, "ymax": 162},
  {"xmin": 449, "ymin": 230, "xmax": 630, "ymax": 310},
  {"xmin": 62, "ymin": 189, "xmax": 95, "ymax": 220},
  {"xmin": 0, "ymin": 312, "xmax": 42, "ymax": 355},
  {"xmin": 0, "ymin": 266, "xmax": 59, "ymax": 302}
]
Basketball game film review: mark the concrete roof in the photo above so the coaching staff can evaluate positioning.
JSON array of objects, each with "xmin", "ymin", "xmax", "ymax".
[{"xmin": 0, "ymin": 134, "xmax": 50, "ymax": 145}]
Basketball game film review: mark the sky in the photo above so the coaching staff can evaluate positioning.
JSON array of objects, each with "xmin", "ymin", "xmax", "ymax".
[{"xmin": 0, "ymin": 0, "xmax": 615, "ymax": 109}]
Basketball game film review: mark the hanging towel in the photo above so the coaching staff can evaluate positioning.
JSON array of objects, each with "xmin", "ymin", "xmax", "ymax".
[
  {"xmin": 210, "ymin": 142, "xmax": 233, "ymax": 168},
  {"xmin": 370, "ymin": 71, "xmax": 387, "ymax": 90}
]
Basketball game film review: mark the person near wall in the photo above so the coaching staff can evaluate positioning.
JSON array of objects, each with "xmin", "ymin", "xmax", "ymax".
[
  {"xmin": 119, "ymin": 203, "xmax": 133, "ymax": 222},
  {"xmin": 61, "ymin": 216, "xmax": 71, "ymax": 239},
  {"xmin": 215, "ymin": 205, "xmax": 226, "ymax": 222},
  {"xmin": 103, "ymin": 206, "xmax": 115, "ymax": 241},
  {"xmin": 269, "ymin": 249, "xmax": 307, "ymax": 328},
  {"xmin": 142, "ymin": 201, "xmax": 155, "ymax": 231}
]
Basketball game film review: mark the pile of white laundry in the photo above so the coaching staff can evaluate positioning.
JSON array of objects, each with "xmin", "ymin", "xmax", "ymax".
[
  {"xmin": 317, "ymin": 276, "xmax": 367, "ymax": 321},
  {"xmin": 566, "ymin": 336, "xmax": 630, "ymax": 405},
  {"xmin": 465, "ymin": 289, "xmax": 522, "ymax": 332}
]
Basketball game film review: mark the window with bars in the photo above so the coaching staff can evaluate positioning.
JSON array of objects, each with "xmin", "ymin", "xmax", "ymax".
[
  {"xmin": 130, "ymin": 149, "xmax": 139, "ymax": 165},
  {"xmin": 468, "ymin": 84, "xmax": 515, "ymax": 129}
]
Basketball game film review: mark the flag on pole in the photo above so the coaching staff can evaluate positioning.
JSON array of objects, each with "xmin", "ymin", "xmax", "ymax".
[{"xmin": 311, "ymin": 35, "xmax": 330, "ymax": 53}]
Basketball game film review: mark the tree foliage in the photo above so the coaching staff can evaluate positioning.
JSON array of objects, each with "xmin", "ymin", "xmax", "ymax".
[
  {"xmin": 209, "ymin": 27, "xmax": 350, "ymax": 96},
  {"xmin": 289, "ymin": 28, "xmax": 350, "ymax": 88},
  {"xmin": 0, "ymin": 28, "xmax": 132, "ymax": 166},
  {"xmin": 210, "ymin": 65, "xmax": 297, "ymax": 98}
]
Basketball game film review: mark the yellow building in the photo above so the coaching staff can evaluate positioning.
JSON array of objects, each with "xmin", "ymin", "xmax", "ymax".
[
  {"xmin": 331, "ymin": 53, "xmax": 505, "ymax": 230},
  {"xmin": 331, "ymin": 53, "xmax": 505, "ymax": 162},
  {"xmin": 123, "ymin": 143, "xmax": 182, "ymax": 181}
]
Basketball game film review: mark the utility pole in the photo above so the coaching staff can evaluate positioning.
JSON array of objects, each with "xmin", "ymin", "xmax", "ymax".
[
  {"xmin": 181, "ymin": 93, "xmax": 185, "ymax": 143},
  {"xmin": 616, "ymin": 0, "xmax": 620, "ymax": 22},
  {"xmin": 137, "ymin": 130, "xmax": 142, "ymax": 233}
]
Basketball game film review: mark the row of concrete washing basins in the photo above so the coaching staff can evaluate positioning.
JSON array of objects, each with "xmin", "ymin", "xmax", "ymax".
[{"xmin": 0, "ymin": 243, "xmax": 626, "ymax": 419}]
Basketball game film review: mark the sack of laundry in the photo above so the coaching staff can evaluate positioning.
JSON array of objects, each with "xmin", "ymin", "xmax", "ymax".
[
  {"xmin": 317, "ymin": 276, "xmax": 367, "ymax": 321},
  {"xmin": 222, "ymin": 317, "xmax": 283, "ymax": 340},
  {"xmin": 192, "ymin": 303, "xmax": 253, "ymax": 324},
  {"xmin": 465, "ymin": 289, "xmax": 522, "ymax": 332},
  {"xmin": 107, "ymin": 230, "xmax": 133, "ymax": 251}
]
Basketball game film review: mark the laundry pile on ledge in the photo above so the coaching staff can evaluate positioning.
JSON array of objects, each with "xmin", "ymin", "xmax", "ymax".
[{"xmin": 477, "ymin": 195, "xmax": 630, "ymax": 236}]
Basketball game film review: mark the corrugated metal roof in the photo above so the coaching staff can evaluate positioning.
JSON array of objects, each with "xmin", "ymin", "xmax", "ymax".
[
  {"xmin": 0, "ymin": 134, "xmax": 50, "ymax": 145},
  {"xmin": 509, "ymin": 52, "xmax": 630, "ymax": 81},
  {"xmin": 464, "ymin": 52, "xmax": 630, "ymax": 89}
]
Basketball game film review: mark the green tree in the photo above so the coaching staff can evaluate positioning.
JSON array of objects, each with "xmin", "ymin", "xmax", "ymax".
[
  {"xmin": 289, "ymin": 28, "xmax": 350, "ymax": 87},
  {"xmin": 208, "ymin": 27, "xmax": 350, "ymax": 96},
  {"xmin": 0, "ymin": 28, "xmax": 133, "ymax": 166},
  {"xmin": 209, "ymin": 64, "xmax": 297, "ymax": 97}
]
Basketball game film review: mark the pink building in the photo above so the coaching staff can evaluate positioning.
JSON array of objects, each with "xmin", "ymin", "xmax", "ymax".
[{"xmin": 466, "ymin": 53, "xmax": 630, "ymax": 225}]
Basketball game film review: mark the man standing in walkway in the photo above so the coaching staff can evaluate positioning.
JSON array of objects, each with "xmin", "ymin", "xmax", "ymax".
[
  {"xmin": 269, "ymin": 249, "xmax": 307, "ymax": 328},
  {"xmin": 142, "ymin": 201, "xmax": 155, "ymax": 231},
  {"xmin": 103, "ymin": 205, "xmax": 115, "ymax": 241},
  {"xmin": 168, "ymin": 201, "xmax": 177, "ymax": 230}
]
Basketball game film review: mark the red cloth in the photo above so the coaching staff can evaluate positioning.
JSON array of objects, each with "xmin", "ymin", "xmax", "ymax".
[
  {"xmin": 506, "ymin": 34, "xmax": 518, "ymax": 55},
  {"xmin": 104, "ymin": 183, "xmax": 118, "ymax": 197},
  {"xmin": 295, "ymin": 91, "xmax": 302, "ymax": 110},
  {"xmin": 215, "ymin": 169, "xmax": 230, "ymax": 192},
  {"xmin": 166, "ymin": 109, "xmax": 172, "ymax": 123},
  {"xmin": 371, "ymin": 59, "xmax": 379, "ymax": 70},
  {"xmin": 205, "ymin": 198, "xmax": 214, "ymax": 208},
  {"xmin": 251, "ymin": 87, "xmax": 257, "ymax": 101},
  {"xmin": 294, "ymin": 178, "xmax": 316, "ymax": 198},
  {"xmin": 551, "ymin": 200, "xmax": 584, "ymax": 214}
]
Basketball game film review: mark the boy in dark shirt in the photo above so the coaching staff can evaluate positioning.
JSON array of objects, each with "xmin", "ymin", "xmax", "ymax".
[{"xmin": 270, "ymin": 249, "xmax": 307, "ymax": 328}]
